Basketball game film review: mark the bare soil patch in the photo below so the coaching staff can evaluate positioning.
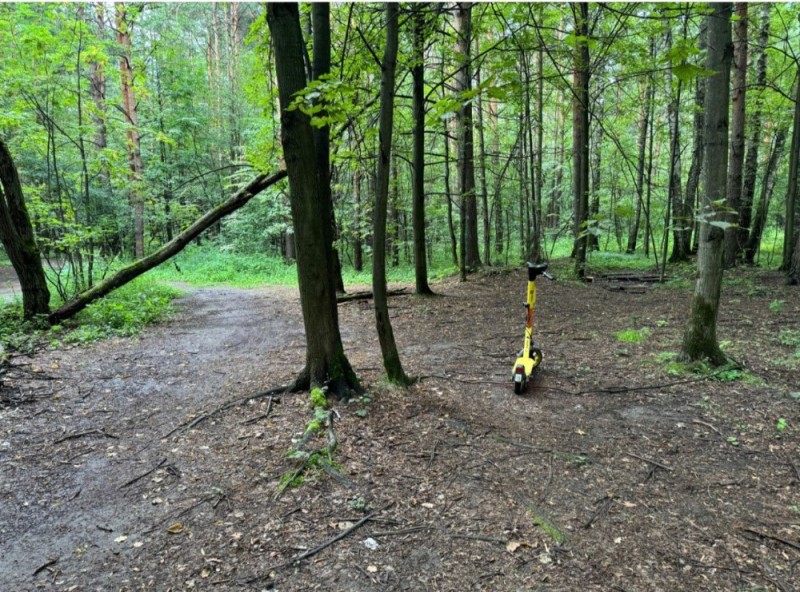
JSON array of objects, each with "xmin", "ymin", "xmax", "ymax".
[{"xmin": 1, "ymin": 267, "xmax": 799, "ymax": 591}]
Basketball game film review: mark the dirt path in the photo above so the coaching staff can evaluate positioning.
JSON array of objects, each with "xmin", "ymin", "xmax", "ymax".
[{"xmin": 1, "ymin": 270, "xmax": 799, "ymax": 591}]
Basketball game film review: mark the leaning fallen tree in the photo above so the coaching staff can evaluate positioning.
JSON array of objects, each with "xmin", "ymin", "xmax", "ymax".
[{"xmin": 48, "ymin": 170, "xmax": 287, "ymax": 325}]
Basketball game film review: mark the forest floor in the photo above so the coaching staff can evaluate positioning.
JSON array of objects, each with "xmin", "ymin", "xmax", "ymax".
[{"xmin": 1, "ymin": 264, "xmax": 799, "ymax": 592}]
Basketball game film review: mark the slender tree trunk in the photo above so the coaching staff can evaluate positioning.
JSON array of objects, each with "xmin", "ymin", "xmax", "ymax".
[
  {"xmin": 372, "ymin": 2, "xmax": 410, "ymax": 385},
  {"xmin": 572, "ymin": 3, "xmax": 590, "ymax": 279},
  {"xmin": 745, "ymin": 129, "xmax": 786, "ymax": 264},
  {"xmin": 267, "ymin": 3, "xmax": 359, "ymax": 396},
  {"xmin": 475, "ymin": 42, "xmax": 491, "ymax": 266},
  {"xmin": 681, "ymin": 3, "xmax": 732, "ymax": 365},
  {"xmin": 589, "ymin": 95, "xmax": 604, "ymax": 253},
  {"xmin": 627, "ymin": 40, "xmax": 655, "ymax": 254},
  {"xmin": 454, "ymin": 2, "xmax": 480, "ymax": 271},
  {"xmin": 533, "ymin": 44, "xmax": 545, "ymax": 260},
  {"xmin": 411, "ymin": 4, "xmax": 433, "ymax": 294},
  {"xmin": 116, "ymin": 3, "xmax": 145, "ymax": 259},
  {"xmin": 782, "ymin": 71, "xmax": 800, "ymax": 272},
  {"xmin": 0, "ymin": 139, "xmax": 51, "ymax": 319},
  {"xmin": 352, "ymin": 170, "xmax": 363, "ymax": 272},
  {"xmin": 724, "ymin": 2, "xmax": 748, "ymax": 267},
  {"xmin": 443, "ymin": 118, "xmax": 458, "ymax": 267},
  {"xmin": 664, "ymin": 23, "xmax": 686, "ymax": 263},
  {"xmin": 741, "ymin": 5, "xmax": 770, "ymax": 258},
  {"xmin": 683, "ymin": 24, "xmax": 707, "ymax": 259}
]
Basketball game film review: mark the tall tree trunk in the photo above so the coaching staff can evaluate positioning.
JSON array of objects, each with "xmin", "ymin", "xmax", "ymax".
[
  {"xmin": 682, "ymin": 22, "xmax": 707, "ymax": 260},
  {"xmin": 627, "ymin": 40, "xmax": 655, "ymax": 254},
  {"xmin": 782, "ymin": 70, "xmax": 800, "ymax": 272},
  {"xmin": 311, "ymin": 3, "xmax": 345, "ymax": 294},
  {"xmin": 411, "ymin": 4, "xmax": 433, "ymax": 294},
  {"xmin": 454, "ymin": 2, "xmax": 480, "ymax": 272},
  {"xmin": 572, "ymin": 3, "xmax": 590, "ymax": 279},
  {"xmin": 589, "ymin": 95, "xmax": 604, "ymax": 252},
  {"xmin": 533, "ymin": 44, "xmax": 545, "ymax": 260},
  {"xmin": 666, "ymin": 24, "xmax": 685, "ymax": 263},
  {"xmin": 116, "ymin": 3, "xmax": 145, "ymax": 259},
  {"xmin": 0, "ymin": 139, "xmax": 51, "ymax": 319},
  {"xmin": 443, "ymin": 118, "xmax": 458, "ymax": 267},
  {"xmin": 475, "ymin": 40, "xmax": 491, "ymax": 266},
  {"xmin": 745, "ymin": 129, "xmax": 786, "ymax": 264},
  {"xmin": 267, "ymin": 2, "xmax": 360, "ymax": 396},
  {"xmin": 724, "ymin": 2, "xmax": 748, "ymax": 267},
  {"xmin": 352, "ymin": 169, "xmax": 363, "ymax": 272},
  {"xmin": 372, "ymin": 2, "xmax": 410, "ymax": 385},
  {"xmin": 681, "ymin": 3, "xmax": 732, "ymax": 365},
  {"xmin": 741, "ymin": 4, "xmax": 770, "ymax": 258}
]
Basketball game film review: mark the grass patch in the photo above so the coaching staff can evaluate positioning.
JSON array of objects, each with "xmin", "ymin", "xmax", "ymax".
[
  {"xmin": 614, "ymin": 327, "xmax": 650, "ymax": 344},
  {"xmin": 0, "ymin": 278, "xmax": 181, "ymax": 351}
]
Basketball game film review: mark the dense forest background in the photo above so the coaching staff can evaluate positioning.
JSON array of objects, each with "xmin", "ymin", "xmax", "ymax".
[{"xmin": 1, "ymin": 2, "xmax": 799, "ymax": 306}]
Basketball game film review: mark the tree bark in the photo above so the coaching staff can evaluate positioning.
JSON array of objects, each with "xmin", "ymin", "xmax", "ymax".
[
  {"xmin": 782, "ymin": 70, "xmax": 800, "ymax": 272},
  {"xmin": 740, "ymin": 4, "xmax": 770, "ymax": 259},
  {"xmin": 267, "ymin": 2, "xmax": 360, "ymax": 396},
  {"xmin": 116, "ymin": 3, "xmax": 145, "ymax": 259},
  {"xmin": 682, "ymin": 21, "xmax": 707, "ymax": 260},
  {"xmin": 454, "ymin": 2, "xmax": 480, "ymax": 272},
  {"xmin": 311, "ymin": 3, "xmax": 345, "ymax": 294},
  {"xmin": 0, "ymin": 138, "xmax": 51, "ymax": 319},
  {"xmin": 681, "ymin": 3, "xmax": 732, "ymax": 365},
  {"xmin": 724, "ymin": 2, "xmax": 748, "ymax": 267},
  {"xmin": 666, "ymin": 25, "xmax": 685, "ymax": 263},
  {"xmin": 572, "ymin": 3, "xmax": 590, "ymax": 279},
  {"xmin": 745, "ymin": 129, "xmax": 786, "ymax": 264},
  {"xmin": 49, "ymin": 171, "xmax": 287, "ymax": 324},
  {"xmin": 411, "ymin": 4, "xmax": 433, "ymax": 294},
  {"xmin": 372, "ymin": 2, "xmax": 410, "ymax": 385}
]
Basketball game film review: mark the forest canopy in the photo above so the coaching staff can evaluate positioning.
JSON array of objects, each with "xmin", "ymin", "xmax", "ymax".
[{"xmin": 1, "ymin": 2, "xmax": 799, "ymax": 307}]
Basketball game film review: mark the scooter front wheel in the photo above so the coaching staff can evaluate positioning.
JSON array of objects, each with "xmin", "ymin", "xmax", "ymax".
[{"xmin": 513, "ymin": 366, "xmax": 527, "ymax": 394}]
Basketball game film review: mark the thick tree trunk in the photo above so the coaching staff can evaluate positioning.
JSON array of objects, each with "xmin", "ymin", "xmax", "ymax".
[
  {"xmin": 0, "ymin": 139, "xmax": 51, "ymax": 319},
  {"xmin": 724, "ymin": 2, "xmax": 748, "ymax": 267},
  {"xmin": 268, "ymin": 2, "xmax": 361, "ymax": 396},
  {"xmin": 372, "ymin": 2, "xmax": 409, "ymax": 385},
  {"xmin": 572, "ymin": 3, "xmax": 590, "ymax": 279},
  {"xmin": 740, "ymin": 5, "xmax": 770, "ymax": 257},
  {"xmin": 454, "ymin": 2, "xmax": 480, "ymax": 272},
  {"xmin": 745, "ymin": 129, "xmax": 786, "ymax": 264},
  {"xmin": 681, "ymin": 3, "xmax": 732, "ymax": 365},
  {"xmin": 49, "ymin": 171, "xmax": 286, "ymax": 324},
  {"xmin": 311, "ymin": 3, "xmax": 345, "ymax": 294},
  {"xmin": 788, "ymin": 228, "xmax": 800, "ymax": 285},
  {"xmin": 116, "ymin": 4, "xmax": 145, "ymax": 259},
  {"xmin": 411, "ymin": 5, "xmax": 433, "ymax": 295}
]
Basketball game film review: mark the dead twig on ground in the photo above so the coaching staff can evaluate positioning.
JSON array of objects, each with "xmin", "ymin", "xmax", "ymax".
[
  {"xmin": 164, "ymin": 385, "xmax": 289, "ymax": 439},
  {"xmin": 119, "ymin": 458, "xmax": 168, "ymax": 490},
  {"xmin": 32, "ymin": 557, "xmax": 59, "ymax": 577},
  {"xmin": 54, "ymin": 428, "xmax": 117, "ymax": 445},
  {"xmin": 625, "ymin": 452, "xmax": 673, "ymax": 472},
  {"xmin": 241, "ymin": 395, "xmax": 276, "ymax": 425},
  {"xmin": 692, "ymin": 418, "xmax": 723, "ymax": 436},
  {"xmin": 246, "ymin": 502, "xmax": 394, "ymax": 582},
  {"xmin": 742, "ymin": 527, "xmax": 800, "ymax": 552}
]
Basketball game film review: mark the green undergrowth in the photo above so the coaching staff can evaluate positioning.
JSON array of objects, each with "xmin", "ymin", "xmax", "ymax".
[
  {"xmin": 614, "ymin": 327, "xmax": 650, "ymax": 344},
  {"xmin": 0, "ymin": 278, "xmax": 181, "ymax": 352},
  {"xmin": 655, "ymin": 351, "xmax": 760, "ymax": 384}
]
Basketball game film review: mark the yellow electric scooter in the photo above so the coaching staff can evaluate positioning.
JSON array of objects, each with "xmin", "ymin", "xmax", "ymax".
[{"xmin": 512, "ymin": 262, "xmax": 554, "ymax": 394}]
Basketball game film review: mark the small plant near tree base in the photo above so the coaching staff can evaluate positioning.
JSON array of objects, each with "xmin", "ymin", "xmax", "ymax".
[{"xmin": 276, "ymin": 387, "xmax": 344, "ymax": 496}]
